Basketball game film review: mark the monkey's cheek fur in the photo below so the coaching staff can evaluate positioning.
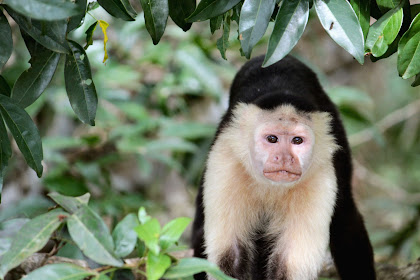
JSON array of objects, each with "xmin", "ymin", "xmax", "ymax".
[{"xmin": 263, "ymin": 170, "xmax": 301, "ymax": 182}]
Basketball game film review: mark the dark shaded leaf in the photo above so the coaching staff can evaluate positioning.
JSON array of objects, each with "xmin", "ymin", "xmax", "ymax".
[
  {"xmin": 0, "ymin": 114, "xmax": 11, "ymax": 201},
  {"xmin": 210, "ymin": 15, "xmax": 223, "ymax": 34},
  {"xmin": 350, "ymin": 0, "xmax": 370, "ymax": 40},
  {"xmin": 263, "ymin": 0, "xmax": 309, "ymax": 67},
  {"xmin": 186, "ymin": 0, "xmax": 242, "ymax": 22},
  {"xmin": 68, "ymin": 0, "xmax": 88, "ymax": 32},
  {"xmin": 0, "ymin": 11, "xmax": 12, "ymax": 70},
  {"xmin": 169, "ymin": 0, "xmax": 196, "ymax": 31},
  {"xmin": 97, "ymin": 0, "xmax": 136, "ymax": 21},
  {"xmin": 140, "ymin": 0, "xmax": 169, "ymax": 44},
  {"xmin": 315, "ymin": 0, "xmax": 365, "ymax": 64},
  {"xmin": 0, "ymin": 95, "xmax": 43, "ymax": 177},
  {"xmin": 84, "ymin": 21, "xmax": 99, "ymax": 50},
  {"xmin": 366, "ymin": 6, "xmax": 403, "ymax": 57},
  {"xmin": 164, "ymin": 258, "xmax": 236, "ymax": 280},
  {"xmin": 48, "ymin": 192, "xmax": 90, "ymax": 213},
  {"xmin": 398, "ymin": 13, "xmax": 420, "ymax": 79},
  {"xmin": 0, "ymin": 209, "xmax": 67, "ymax": 278},
  {"xmin": 0, "ymin": 76, "xmax": 11, "ymax": 97},
  {"xmin": 112, "ymin": 213, "xmax": 139, "ymax": 258},
  {"xmin": 239, "ymin": 0, "xmax": 276, "ymax": 58},
  {"xmin": 376, "ymin": 0, "xmax": 401, "ymax": 12},
  {"xmin": 5, "ymin": 7, "xmax": 69, "ymax": 53},
  {"xmin": 3, "ymin": 0, "xmax": 82, "ymax": 21},
  {"xmin": 217, "ymin": 14, "xmax": 231, "ymax": 60},
  {"xmin": 65, "ymin": 40, "xmax": 98, "ymax": 125},
  {"xmin": 412, "ymin": 74, "xmax": 420, "ymax": 87},
  {"xmin": 11, "ymin": 49, "xmax": 60, "ymax": 108},
  {"xmin": 67, "ymin": 205, "xmax": 123, "ymax": 266},
  {"xmin": 23, "ymin": 263, "xmax": 94, "ymax": 280}
]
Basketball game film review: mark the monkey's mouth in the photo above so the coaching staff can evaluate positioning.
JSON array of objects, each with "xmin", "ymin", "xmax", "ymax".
[{"xmin": 263, "ymin": 170, "xmax": 301, "ymax": 182}]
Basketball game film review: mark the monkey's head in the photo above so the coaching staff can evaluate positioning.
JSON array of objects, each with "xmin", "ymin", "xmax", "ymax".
[{"xmin": 225, "ymin": 103, "xmax": 339, "ymax": 188}]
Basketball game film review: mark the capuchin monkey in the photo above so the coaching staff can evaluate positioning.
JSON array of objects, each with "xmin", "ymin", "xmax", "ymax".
[{"xmin": 191, "ymin": 56, "xmax": 376, "ymax": 280}]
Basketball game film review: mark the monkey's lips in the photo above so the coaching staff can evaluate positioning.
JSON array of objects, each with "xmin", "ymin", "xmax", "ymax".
[{"xmin": 263, "ymin": 169, "xmax": 301, "ymax": 182}]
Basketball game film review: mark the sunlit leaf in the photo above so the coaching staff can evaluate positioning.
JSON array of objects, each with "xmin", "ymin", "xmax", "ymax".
[
  {"xmin": 99, "ymin": 20, "xmax": 109, "ymax": 63},
  {"xmin": 398, "ymin": 13, "xmax": 420, "ymax": 79},
  {"xmin": 11, "ymin": 48, "xmax": 60, "ymax": 108},
  {"xmin": 140, "ymin": 0, "xmax": 169, "ymax": 44},
  {"xmin": 65, "ymin": 40, "xmax": 98, "ymax": 125},
  {"xmin": 146, "ymin": 252, "xmax": 171, "ymax": 280},
  {"xmin": 186, "ymin": 0, "xmax": 241, "ymax": 22},
  {"xmin": 134, "ymin": 218, "xmax": 161, "ymax": 255},
  {"xmin": 22, "ymin": 263, "xmax": 94, "ymax": 280},
  {"xmin": 67, "ymin": 205, "xmax": 123, "ymax": 267},
  {"xmin": 97, "ymin": 0, "xmax": 136, "ymax": 21},
  {"xmin": 315, "ymin": 0, "xmax": 365, "ymax": 64},
  {"xmin": 350, "ymin": 0, "xmax": 370, "ymax": 40},
  {"xmin": 112, "ymin": 213, "xmax": 139, "ymax": 258},
  {"xmin": 239, "ymin": 0, "xmax": 276, "ymax": 58},
  {"xmin": 169, "ymin": 0, "xmax": 196, "ymax": 31},
  {"xmin": 0, "ymin": 209, "xmax": 67, "ymax": 278},
  {"xmin": 164, "ymin": 258, "xmax": 236, "ymax": 280},
  {"xmin": 0, "ymin": 11, "xmax": 12, "ymax": 70},
  {"xmin": 366, "ymin": 7, "xmax": 403, "ymax": 57},
  {"xmin": 160, "ymin": 217, "xmax": 191, "ymax": 250},
  {"xmin": 0, "ymin": 95, "xmax": 43, "ymax": 177},
  {"xmin": 263, "ymin": 0, "xmax": 309, "ymax": 67}
]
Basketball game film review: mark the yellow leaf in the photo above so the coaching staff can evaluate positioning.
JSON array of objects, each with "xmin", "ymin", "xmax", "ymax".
[{"xmin": 99, "ymin": 20, "xmax": 109, "ymax": 63}]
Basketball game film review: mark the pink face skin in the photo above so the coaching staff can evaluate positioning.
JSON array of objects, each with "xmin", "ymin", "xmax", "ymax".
[{"xmin": 252, "ymin": 119, "xmax": 314, "ymax": 184}]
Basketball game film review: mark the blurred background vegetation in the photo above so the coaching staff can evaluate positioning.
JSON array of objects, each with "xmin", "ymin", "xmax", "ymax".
[{"xmin": 0, "ymin": 2, "xmax": 419, "ymax": 266}]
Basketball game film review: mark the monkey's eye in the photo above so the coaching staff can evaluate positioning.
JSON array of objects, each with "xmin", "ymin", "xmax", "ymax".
[
  {"xmin": 266, "ymin": 135, "xmax": 278, "ymax": 143},
  {"xmin": 291, "ymin": 137, "xmax": 303, "ymax": 145}
]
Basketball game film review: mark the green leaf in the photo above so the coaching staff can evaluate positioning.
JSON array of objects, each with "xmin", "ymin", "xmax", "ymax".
[
  {"xmin": 68, "ymin": 0, "xmax": 88, "ymax": 32},
  {"xmin": 0, "ymin": 76, "xmax": 11, "ymax": 97},
  {"xmin": 398, "ymin": 13, "xmax": 420, "ymax": 79},
  {"xmin": 65, "ymin": 40, "xmax": 98, "ymax": 126},
  {"xmin": 84, "ymin": 21, "xmax": 99, "ymax": 50},
  {"xmin": 376, "ymin": 0, "xmax": 400, "ymax": 12},
  {"xmin": 0, "ymin": 94, "xmax": 43, "ymax": 177},
  {"xmin": 140, "ymin": 0, "xmax": 169, "ymax": 44},
  {"xmin": 138, "ymin": 207, "xmax": 151, "ymax": 224},
  {"xmin": 314, "ymin": 0, "xmax": 365, "ymax": 64},
  {"xmin": 0, "ymin": 10, "xmax": 12, "ymax": 70},
  {"xmin": 3, "ymin": 0, "xmax": 83, "ymax": 21},
  {"xmin": 350, "ymin": 0, "xmax": 370, "ymax": 40},
  {"xmin": 22, "ymin": 263, "xmax": 94, "ymax": 280},
  {"xmin": 366, "ymin": 7, "xmax": 403, "ymax": 57},
  {"xmin": 144, "ymin": 138, "xmax": 197, "ymax": 153},
  {"xmin": 5, "ymin": 7, "xmax": 69, "ymax": 53},
  {"xmin": 160, "ymin": 217, "xmax": 191, "ymax": 251},
  {"xmin": 97, "ymin": 0, "xmax": 136, "ymax": 21},
  {"xmin": 412, "ymin": 74, "xmax": 420, "ymax": 87},
  {"xmin": 263, "ymin": 0, "xmax": 309, "ymax": 67},
  {"xmin": 112, "ymin": 213, "xmax": 140, "ymax": 258},
  {"xmin": 48, "ymin": 192, "xmax": 90, "ymax": 213},
  {"xmin": 217, "ymin": 13, "xmax": 231, "ymax": 60},
  {"xmin": 169, "ymin": 0, "xmax": 196, "ymax": 31},
  {"xmin": 210, "ymin": 14, "xmax": 223, "ymax": 34},
  {"xmin": 164, "ymin": 257, "xmax": 236, "ymax": 280},
  {"xmin": 0, "ymin": 209, "xmax": 67, "ymax": 278},
  {"xmin": 0, "ymin": 114, "xmax": 11, "ymax": 201},
  {"xmin": 67, "ymin": 205, "xmax": 123, "ymax": 267},
  {"xmin": 239, "ymin": 0, "xmax": 276, "ymax": 58},
  {"xmin": 186, "ymin": 0, "xmax": 242, "ymax": 22},
  {"xmin": 134, "ymin": 218, "xmax": 161, "ymax": 255},
  {"xmin": 370, "ymin": 35, "xmax": 400, "ymax": 62},
  {"xmin": 11, "ymin": 48, "xmax": 60, "ymax": 108},
  {"xmin": 146, "ymin": 252, "xmax": 171, "ymax": 280}
]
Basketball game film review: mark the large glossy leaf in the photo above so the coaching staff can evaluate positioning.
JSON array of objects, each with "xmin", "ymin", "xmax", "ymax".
[
  {"xmin": 11, "ymin": 49, "xmax": 60, "ymax": 108},
  {"xmin": 22, "ymin": 263, "xmax": 94, "ymax": 280},
  {"xmin": 140, "ymin": 0, "xmax": 169, "ymax": 44},
  {"xmin": 0, "ymin": 209, "xmax": 67, "ymax": 278},
  {"xmin": 0, "ymin": 11, "xmax": 12, "ymax": 70},
  {"xmin": 164, "ymin": 258, "xmax": 236, "ymax": 280},
  {"xmin": 239, "ymin": 0, "xmax": 276, "ymax": 58},
  {"xmin": 398, "ymin": 13, "xmax": 420, "ymax": 79},
  {"xmin": 97, "ymin": 0, "xmax": 136, "ymax": 21},
  {"xmin": 48, "ymin": 192, "xmax": 90, "ymax": 213},
  {"xmin": 186, "ymin": 0, "xmax": 242, "ymax": 22},
  {"xmin": 159, "ymin": 217, "xmax": 191, "ymax": 250},
  {"xmin": 65, "ymin": 40, "xmax": 98, "ymax": 126},
  {"xmin": 0, "ymin": 95, "xmax": 43, "ymax": 177},
  {"xmin": 68, "ymin": 0, "xmax": 88, "ymax": 32},
  {"xmin": 366, "ymin": 7, "xmax": 403, "ymax": 57},
  {"xmin": 146, "ymin": 252, "xmax": 171, "ymax": 280},
  {"xmin": 67, "ymin": 205, "xmax": 123, "ymax": 267},
  {"xmin": 216, "ymin": 14, "xmax": 231, "ymax": 60},
  {"xmin": 3, "ymin": 0, "xmax": 82, "ymax": 21},
  {"xmin": 5, "ymin": 7, "xmax": 69, "ymax": 53},
  {"xmin": 263, "ymin": 0, "xmax": 309, "ymax": 67},
  {"xmin": 350, "ymin": 0, "xmax": 370, "ymax": 40},
  {"xmin": 112, "ymin": 213, "xmax": 139, "ymax": 258},
  {"xmin": 315, "ymin": 0, "xmax": 365, "ymax": 64},
  {"xmin": 0, "ymin": 114, "xmax": 11, "ymax": 200},
  {"xmin": 169, "ymin": 0, "xmax": 195, "ymax": 31}
]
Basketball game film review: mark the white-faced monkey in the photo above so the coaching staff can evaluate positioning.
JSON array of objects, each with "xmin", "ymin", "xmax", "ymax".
[{"xmin": 192, "ymin": 56, "xmax": 376, "ymax": 280}]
